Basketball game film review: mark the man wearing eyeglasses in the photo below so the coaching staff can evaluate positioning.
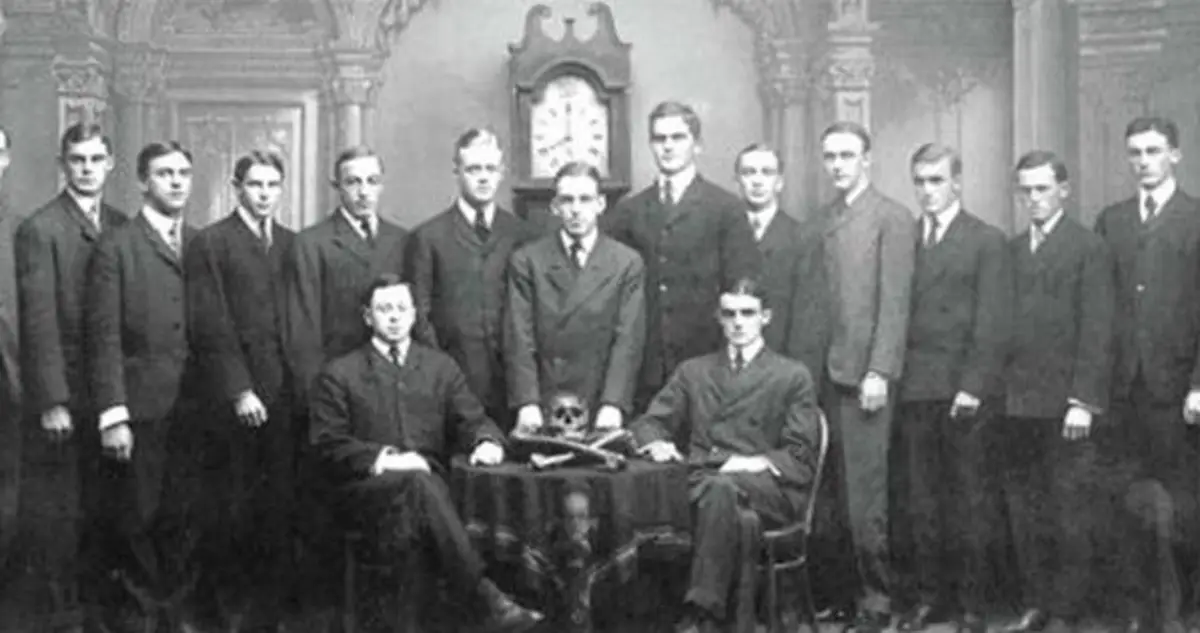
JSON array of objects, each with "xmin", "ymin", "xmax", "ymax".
[{"xmin": 506, "ymin": 161, "xmax": 645, "ymax": 433}]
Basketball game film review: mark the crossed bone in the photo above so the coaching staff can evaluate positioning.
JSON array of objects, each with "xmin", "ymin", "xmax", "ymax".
[{"xmin": 521, "ymin": 428, "xmax": 630, "ymax": 471}]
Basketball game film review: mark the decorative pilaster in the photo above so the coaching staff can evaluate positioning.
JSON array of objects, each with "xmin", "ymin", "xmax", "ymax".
[
  {"xmin": 52, "ymin": 49, "xmax": 110, "ymax": 131},
  {"xmin": 112, "ymin": 45, "xmax": 168, "ymax": 210},
  {"xmin": 1012, "ymin": 0, "xmax": 1072, "ymax": 162},
  {"xmin": 320, "ymin": 49, "xmax": 384, "ymax": 150},
  {"xmin": 826, "ymin": 0, "xmax": 879, "ymax": 128},
  {"xmin": 756, "ymin": 36, "xmax": 824, "ymax": 215}
]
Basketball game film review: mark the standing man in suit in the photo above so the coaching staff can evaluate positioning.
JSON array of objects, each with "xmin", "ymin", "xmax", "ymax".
[
  {"xmin": 632, "ymin": 277, "xmax": 821, "ymax": 633},
  {"xmin": 409, "ymin": 129, "xmax": 536, "ymax": 431},
  {"xmin": 507, "ymin": 161, "xmax": 645, "ymax": 432},
  {"xmin": 998, "ymin": 151, "xmax": 1113, "ymax": 633},
  {"xmin": 12, "ymin": 123, "xmax": 128, "ymax": 627},
  {"xmin": 1095, "ymin": 116, "xmax": 1200, "ymax": 632},
  {"xmin": 816, "ymin": 121, "xmax": 916, "ymax": 632},
  {"xmin": 86, "ymin": 141, "xmax": 197, "ymax": 629},
  {"xmin": 891, "ymin": 144, "xmax": 1009, "ymax": 633},
  {"xmin": 734, "ymin": 143, "xmax": 802, "ymax": 355},
  {"xmin": 184, "ymin": 151, "xmax": 296, "ymax": 630},
  {"xmin": 309, "ymin": 274, "xmax": 543, "ymax": 632},
  {"xmin": 601, "ymin": 101, "xmax": 760, "ymax": 409}
]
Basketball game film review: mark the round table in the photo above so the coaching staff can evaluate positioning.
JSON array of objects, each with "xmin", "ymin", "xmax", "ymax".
[{"xmin": 450, "ymin": 457, "xmax": 691, "ymax": 633}]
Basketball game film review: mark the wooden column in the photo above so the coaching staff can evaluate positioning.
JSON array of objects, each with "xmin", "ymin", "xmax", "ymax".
[{"xmin": 320, "ymin": 49, "xmax": 384, "ymax": 151}]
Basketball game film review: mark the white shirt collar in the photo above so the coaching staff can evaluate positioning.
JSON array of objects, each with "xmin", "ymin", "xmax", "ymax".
[
  {"xmin": 922, "ymin": 200, "xmax": 961, "ymax": 243},
  {"xmin": 730, "ymin": 338, "xmax": 765, "ymax": 366},
  {"xmin": 1140, "ymin": 177, "xmax": 1177, "ymax": 211},
  {"xmin": 1029, "ymin": 208, "xmax": 1064, "ymax": 250},
  {"xmin": 842, "ymin": 179, "xmax": 870, "ymax": 207},
  {"xmin": 657, "ymin": 164, "xmax": 698, "ymax": 204},
  {"xmin": 747, "ymin": 203, "xmax": 779, "ymax": 241},
  {"xmin": 456, "ymin": 198, "xmax": 496, "ymax": 228},
  {"xmin": 236, "ymin": 205, "xmax": 272, "ymax": 239},
  {"xmin": 371, "ymin": 336, "xmax": 410, "ymax": 365},
  {"xmin": 67, "ymin": 189, "xmax": 100, "ymax": 218},
  {"xmin": 140, "ymin": 204, "xmax": 180, "ymax": 240},
  {"xmin": 560, "ymin": 228, "xmax": 599, "ymax": 264},
  {"xmin": 340, "ymin": 207, "xmax": 377, "ymax": 240}
]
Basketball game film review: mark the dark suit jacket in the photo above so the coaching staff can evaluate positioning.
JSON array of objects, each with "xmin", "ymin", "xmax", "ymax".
[
  {"xmin": 408, "ymin": 205, "xmax": 537, "ymax": 411},
  {"xmin": 15, "ymin": 192, "xmax": 127, "ymax": 413},
  {"xmin": 819, "ymin": 186, "xmax": 917, "ymax": 386},
  {"xmin": 505, "ymin": 233, "xmax": 646, "ymax": 414},
  {"xmin": 1095, "ymin": 189, "xmax": 1200, "ymax": 402},
  {"xmin": 753, "ymin": 210, "xmax": 803, "ymax": 354},
  {"xmin": 900, "ymin": 210, "xmax": 1010, "ymax": 402},
  {"xmin": 309, "ymin": 342, "xmax": 504, "ymax": 483},
  {"xmin": 184, "ymin": 212, "xmax": 295, "ymax": 406},
  {"xmin": 630, "ymin": 348, "xmax": 821, "ymax": 515},
  {"xmin": 601, "ymin": 176, "xmax": 761, "ymax": 401},
  {"xmin": 284, "ymin": 211, "xmax": 412, "ymax": 399},
  {"xmin": 1006, "ymin": 217, "xmax": 1114, "ymax": 418},
  {"xmin": 87, "ymin": 212, "xmax": 194, "ymax": 422},
  {"xmin": 782, "ymin": 215, "xmax": 832, "ymax": 387}
]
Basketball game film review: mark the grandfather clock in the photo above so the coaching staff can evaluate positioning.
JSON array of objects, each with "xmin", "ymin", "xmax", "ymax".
[{"xmin": 508, "ymin": 3, "xmax": 632, "ymax": 230}]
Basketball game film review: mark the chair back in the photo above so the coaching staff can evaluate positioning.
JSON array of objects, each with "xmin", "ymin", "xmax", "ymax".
[{"xmin": 801, "ymin": 410, "xmax": 830, "ymax": 532}]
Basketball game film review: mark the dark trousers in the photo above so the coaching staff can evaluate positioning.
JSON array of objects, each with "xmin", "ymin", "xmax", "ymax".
[
  {"xmin": 825, "ymin": 379, "xmax": 894, "ymax": 614},
  {"xmin": 1000, "ymin": 416, "xmax": 1097, "ymax": 618},
  {"xmin": 338, "ymin": 470, "xmax": 485, "ymax": 599},
  {"xmin": 685, "ymin": 471, "xmax": 792, "ymax": 619},
  {"xmin": 891, "ymin": 400, "xmax": 991, "ymax": 613},
  {"xmin": 1109, "ymin": 375, "xmax": 1200, "ymax": 625}
]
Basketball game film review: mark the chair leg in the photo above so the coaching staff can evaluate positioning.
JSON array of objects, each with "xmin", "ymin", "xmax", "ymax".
[
  {"xmin": 766, "ymin": 567, "xmax": 782, "ymax": 633},
  {"xmin": 342, "ymin": 539, "xmax": 356, "ymax": 633},
  {"xmin": 798, "ymin": 565, "xmax": 817, "ymax": 633}
]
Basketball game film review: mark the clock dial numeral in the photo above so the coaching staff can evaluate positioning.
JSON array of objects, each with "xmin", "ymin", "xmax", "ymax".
[{"xmin": 531, "ymin": 74, "xmax": 611, "ymax": 179}]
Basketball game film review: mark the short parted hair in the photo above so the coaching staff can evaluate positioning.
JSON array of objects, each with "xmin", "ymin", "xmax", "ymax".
[
  {"xmin": 332, "ymin": 146, "xmax": 382, "ymax": 181},
  {"xmin": 820, "ymin": 121, "xmax": 872, "ymax": 153},
  {"xmin": 136, "ymin": 141, "xmax": 192, "ymax": 182},
  {"xmin": 649, "ymin": 101, "xmax": 702, "ymax": 140},
  {"xmin": 360, "ymin": 272, "xmax": 411, "ymax": 308},
  {"xmin": 553, "ymin": 161, "xmax": 603, "ymax": 189},
  {"xmin": 60, "ymin": 122, "xmax": 113, "ymax": 157},
  {"xmin": 1014, "ymin": 150, "xmax": 1069, "ymax": 184},
  {"xmin": 720, "ymin": 276, "xmax": 770, "ymax": 310},
  {"xmin": 453, "ymin": 128, "xmax": 502, "ymax": 164},
  {"xmin": 1125, "ymin": 116, "xmax": 1180, "ymax": 149},
  {"xmin": 233, "ymin": 150, "xmax": 285, "ymax": 184},
  {"xmin": 910, "ymin": 143, "xmax": 962, "ymax": 177},
  {"xmin": 734, "ymin": 143, "xmax": 784, "ymax": 172}
]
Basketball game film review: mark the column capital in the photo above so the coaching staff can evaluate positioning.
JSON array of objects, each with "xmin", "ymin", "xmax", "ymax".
[
  {"xmin": 319, "ymin": 48, "xmax": 385, "ymax": 106},
  {"xmin": 824, "ymin": 23, "xmax": 876, "ymax": 128},
  {"xmin": 51, "ymin": 53, "xmax": 109, "ymax": 98},
  {"xmin": 112, "ymin": 45, "xmax": 168, "ymax": 103},
  {"xmin": 756, "ymin": 37, "xmax": 826, "ymax": 107}
]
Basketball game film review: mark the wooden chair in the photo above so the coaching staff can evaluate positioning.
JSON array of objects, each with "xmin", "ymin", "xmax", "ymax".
[{"xmin": 736, "ymin": 410, "xmax": 831, "ymax": 633}]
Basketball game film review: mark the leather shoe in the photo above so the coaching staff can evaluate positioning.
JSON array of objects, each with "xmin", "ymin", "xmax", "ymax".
[
  {"xmin": 897, "ymin": 603, "xmax": 940, "ymax": 631},
  {"xmin": 1003, "ymin": 607, "xmax": 1050, "ymax": 632},
  {"xmin": 478, "ymin": 580, "xmax": 544, "ymax": 633},
  {"xmin": 843, "ymin": 610, "xmax": 890, "ymax": 633},
  {"xmin": 957, "ymin": 612, "xmax": 986, "ymax": 633}
]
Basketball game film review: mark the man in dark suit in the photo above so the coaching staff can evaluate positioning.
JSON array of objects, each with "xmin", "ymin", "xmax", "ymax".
[
  {"xmin": 815, "ymin": 121, "xmax": 916, "ymax": 631},
  {"xmin": 890, "ymin": 144, "xmax": 1009, "ymax": 633},
  {"xmin": 184, "ymin": 151, "xmax": 297, "ymax": 630},
  {"xmin": 733, "ymin": 143, "xmax": 803, "ymax": 355},
  {"xmin": 1095, "ymin": 116, "xmax": 1200, "ymax": 633},
  {"xmin": 86, "ymin": 141, "xmax": 197, "ymax": 630},
  {"xmin": 309, "ymin": 274, "xmax": 543, "ymax": 632},
  {"xmin": 409, "ymin": 129, "xmax": 537, "ymax": 431},
  {"xmin": 997, "ymin": 151, "xmax": 1113, "ymax": 633},
  {"xmin": 284, "ymin": 146, "xmax": 415, "ymax": 402},
  {"xmin": 12, "ymin": 123, "xmax": 127, "ymax": 626},
  {"xmin": 601, "ymin": 101, "xmax": 760, "ymax": 409},
  {"xmin": 632, "ymin": 277, "xmax": 821, "ymax": 633},
  {"xmin": 507, "ymin": 161, "xmax": 645, "ymax": 432}
]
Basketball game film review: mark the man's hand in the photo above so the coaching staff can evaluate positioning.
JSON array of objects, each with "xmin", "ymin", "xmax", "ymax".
[
  {"xmin": 1063, "ymin": 406, "xmax": 1093, "ymax": 440},
  {"xmin": 378, "ymin": 450, "xmax": 431, "ymax": 474},
  {"xmin": 594, "ymin": 405, "xmax": 623, "ymax": 430},
  {"xmin": 234, "ymin": 391, "xmax": 269, "ymax": 427},
  {"xmin": 101, "ymin": 423, "xmax": 134, "ymax": 462},
  {"xmin": 41, "ymin": 405, "xmax": 73, "ymax": 442},
  {"xmin": 719, "ymin": 455, "xmax": 781, "ymax": 476},
  {"xmin": 949, "ymin": 391, "xmax": 982, "ymax": 419},
  {"xmin": 469, "ymin": 440, "xmax": 504, "ymax": 466},
  {"xmin": 859, "ymin": 372, "xmax": 888, "ymax": 413},
  {"xmin": 1184, "ymin": 389, "xmax": 1200, "ymax": 425},
  {"xmin": 638, "ymin": 440, "xmax": 683, "ymax": 463},
  {"xmin": 514, "ymin": 405, "xmax": 544, "ymax": 434}
]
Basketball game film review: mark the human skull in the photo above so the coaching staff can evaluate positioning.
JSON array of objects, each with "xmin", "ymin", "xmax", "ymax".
[{"xmin": 544, "ymin": 391, "xmax": 591, "ymax": 440}]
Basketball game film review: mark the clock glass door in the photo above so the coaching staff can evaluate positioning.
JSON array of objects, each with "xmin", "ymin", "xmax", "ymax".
[{"xmin": 530, "ymin": 75, "xmax": 610, "ymax": 179}]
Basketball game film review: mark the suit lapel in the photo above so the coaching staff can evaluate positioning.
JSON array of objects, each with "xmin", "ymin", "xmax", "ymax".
[
  {"xmin": 330, "ymin": 212, "xmax": 373, "ymax": 265},
  {"xmin": 914, "ymin": 211, "xmax": 967, "ymax": 294},
  {"xmin": 662, "ymin": 176, "xmax": 705, "ymax": 230},
  {"xmin": 544, "ymin": 238, "xmax": 577, "ymax": 298},
  {"xmin": 757, "ymin": 213, "xmax": 792, "ymax": 257},
  {"xmin": 709, "ymin": 350, "xmax": 771, "ymax": 426},
  {"xmin": 825, "ymin": 186, "xmax": 880, "ymax": 236},
  {"xmin": 1147, "ymin": 189, "xmax": 1192, "ymax": 233},
  {"xmin": 136, "ymin": 213, "xmax": 183, "ymax": 273},
  {"xmin": 450, "ymin": 205, "xmax": 497, "ymax": 257},
  {"xmin": 58, "ymin": 192, "xmax": 100, "ymax": 241},
  {"xmin": 558, "ymin": 236, "xmax": 615, "ymax": 320}
]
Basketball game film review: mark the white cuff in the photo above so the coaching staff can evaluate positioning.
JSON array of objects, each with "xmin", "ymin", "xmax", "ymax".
[
  {"xmin": 371, "ymin": 446, "xmax": 398, "ymax": 476},
  {"xmin": 98, "ymin": 406, "xmax": 130, "ymax": 431}
]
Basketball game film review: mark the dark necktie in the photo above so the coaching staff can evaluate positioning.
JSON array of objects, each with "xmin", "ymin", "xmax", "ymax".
[
  {"xmin": 1144, "ymin": 194, "xmax": 1158, "ymax": 223},
  {"xmin": 167, "ymin": 221, "xmax": 182, "ymax": 256},
  {"xmin": 474, "ymin": 208, "xmax": 490, "ymax": 242},
  {"xmin": 568, "ymin": 239, "xmax": 585, "ymax": 269},
  {"xmin": 923, "ymin": 214, "xmax": 940, "ymax": 248},
  {"xmin": 660, "ymin": 179, "xmax": 674, "ymax": 206},
  {"xmin": 733, "ymin": 348, "xmax": 745, "ymax": 373},
  {"xmin": 1030, "ymin": 219, "xmax": 1047, "ymax": 253},
  {"xmin": 358, "ymin": 216, "xmax": 374, "ymax": 245},
  {"xmin": 749, "ymin": 213, "xmax": 764, "ymax": 242},
  {"xmin": 389, "ymin": 344, "xmax": 403, "ymax": 367},
  {"xmin": 259, "ymin": 218, "xmax": 271, "ymax": 251}
]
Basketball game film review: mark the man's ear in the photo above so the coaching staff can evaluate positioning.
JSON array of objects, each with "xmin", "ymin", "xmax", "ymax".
[{"xmin": 762, "ymin": 308, "xmax": 773, "ymax": 325}]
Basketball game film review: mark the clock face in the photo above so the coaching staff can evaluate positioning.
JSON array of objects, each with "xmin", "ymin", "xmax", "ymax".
[{"xmin": 530, "ymin": 74, "xmax": 611, "ymax": 179}]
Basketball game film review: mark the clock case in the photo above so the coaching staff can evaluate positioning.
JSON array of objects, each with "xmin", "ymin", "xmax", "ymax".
[{"xmin": 508, "ymin": 3, "xmax": 633, "ymax": 232}]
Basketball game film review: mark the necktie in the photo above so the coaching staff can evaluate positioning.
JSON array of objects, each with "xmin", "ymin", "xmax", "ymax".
[
  {"xmin": 568, "ymin": 238, "xmax": 585, "ymax": 269},
  {"xmin": 84, "ymin": 207, "xmax": 100, "ymax": 231},
  {"xmin": 358, "ymin": 216, "xmax": 374, "ymax": 245},
  {"xmin": 389, "ymin": 344, "xmax": 403, "ymax": 367},
  {"xmin": 733, "ymin": 348, "xmax": 746, "ymax": 373},
  {"xmin": 660, "ymin": 179, "xmax": 674, "ymax": 206},
  {"xmin": 259, "ymin": 218, "xmax": 271, "ymax": 251},
  {"xmin": 1144, "ymin": 194, "xmax": 1158, "ymax": 223},
  {"xmin": 474, "ymin": 208, "xmax": 490, "ymax": 242},
  {"xmin": 1030, "ymin": 220, "xmax": 1046, "ymax": 253},
  {"xmin": 923, "ymin": 214, "xmax": 940, "ymax": 248},
  {"xmin": 167, "ymin": 221, "xmax": 181, "ymax": 256},
  {"xmin": 749, "ymin": 214, "xmax": 764, "ymax": 241}
]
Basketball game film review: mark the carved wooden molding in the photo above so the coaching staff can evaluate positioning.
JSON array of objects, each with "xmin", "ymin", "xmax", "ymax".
[
  {"xmin": 112, "ymin": 44, "xmax": 167, "ymax": 102},
  {"xmin": 52, "ymin": 54, "xmax": 108, "ymax": 97},
  {"xmin": 319, "ymin": 49, "xmax": 386, "ymax": 106}
]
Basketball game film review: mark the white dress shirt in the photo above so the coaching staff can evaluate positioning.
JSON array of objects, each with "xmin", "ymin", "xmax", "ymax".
[
  {"xmin": 657, "ymin": 164, "xmax": 697, "ymax": 205},
  {"xmin": 1029, "ymin": 208, "xmax": 1064, "ymax": 253},
  {"xmin": 1140, "ymin": 178, "xmax": 1177, "ymax": 222},
  {"xmin": 842, "ymin": 178, "xmax": 870, "ymax": 208},
  {"xmin": 236, "ymin": 205, "xmax": 273, "ymax": 245},
  {"xmin": 457, "ymin": 198, "xmax": 496, "ymax": 229},
  {"xmin": 67, "ymin": 189, "xmax": 101, "ymax": 228},
  {"xmin": 747, "ymin": 204, "xmax": 779, "ymax": 242},
  {"xmin": 730, "ymin": 338, "xmax": 765, "ymax": 369},
  {"xmin": 921, "ymin": 200, "xmax": 961, "ymax": 245},
  {"xmin": 560, "ymin": 228, "xmax": 599, "ymax": 267},
  {"xmin": 340, "ymin": 207, "xmax": 378, "ymax": 240}
]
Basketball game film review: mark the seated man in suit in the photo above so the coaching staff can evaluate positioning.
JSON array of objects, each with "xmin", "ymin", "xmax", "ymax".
[
  {"xmin": 630, "ymin": 277, "xmax": 821, "ymax": 633},
  {"xmin": 309, "ymin": 273, "xmax": 543, "ymax": 632},
  {"xmin": 507, "ymin": 160, "xmax": 645, "ymax": 433}
]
